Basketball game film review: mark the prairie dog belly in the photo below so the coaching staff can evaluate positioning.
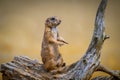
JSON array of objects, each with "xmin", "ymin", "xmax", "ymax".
[{"xmin": 51, "ymin": 27, "xmax": 58, "ymax": 40}]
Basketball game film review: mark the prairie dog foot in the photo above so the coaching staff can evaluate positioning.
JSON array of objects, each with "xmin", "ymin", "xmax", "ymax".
[{"xmin": 50, "ymin": 66, "xmax": 66, "ymax": 75}]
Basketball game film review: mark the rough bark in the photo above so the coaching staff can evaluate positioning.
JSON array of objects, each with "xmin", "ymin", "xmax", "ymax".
[{"xmin": 0, "ymin": 0, "xmax": 120, "ymax": 80}]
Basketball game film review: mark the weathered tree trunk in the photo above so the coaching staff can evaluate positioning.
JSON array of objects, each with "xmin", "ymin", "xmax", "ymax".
[{"xmin": 0, "ymin": 0, "xmax": 120, "ymax": 80}]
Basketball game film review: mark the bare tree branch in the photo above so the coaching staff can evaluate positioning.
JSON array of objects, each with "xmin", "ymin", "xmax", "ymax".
[
  {"xmin": 96, "ymin": 65, "xmax": 120, "ymax": 79},
  {"xmin": 60, "ymin": 0, "xmax": 108, "ymax": 79}
]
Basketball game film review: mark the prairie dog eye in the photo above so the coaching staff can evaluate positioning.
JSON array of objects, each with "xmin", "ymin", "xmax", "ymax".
[{"xmin": 50, "ymin": 17, "xmax": 55, "ymax": 21}]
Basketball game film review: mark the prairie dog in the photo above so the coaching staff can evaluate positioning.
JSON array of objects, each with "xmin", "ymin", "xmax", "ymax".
[{"xmin": 41, "ymin": 16, "xmax": 68, "ymax": 73}]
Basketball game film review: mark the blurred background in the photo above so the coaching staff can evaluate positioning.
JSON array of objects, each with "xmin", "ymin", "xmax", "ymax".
[{"xmin": 0, "ymin": 0, "xmax": 120, "ymax": 79}]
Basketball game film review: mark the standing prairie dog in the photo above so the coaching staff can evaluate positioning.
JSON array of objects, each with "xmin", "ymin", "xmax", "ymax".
[{"xmin": 41, "ymin": 16, "xmax": 68, "ymax": 73}]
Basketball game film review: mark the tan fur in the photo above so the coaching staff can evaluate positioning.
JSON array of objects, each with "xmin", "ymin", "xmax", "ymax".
[{"xmin": 41, "ymin": 16, "xmax": 68, "ymax": 73}]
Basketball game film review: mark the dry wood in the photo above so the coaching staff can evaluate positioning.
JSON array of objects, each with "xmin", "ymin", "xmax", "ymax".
[{"xmin": 0, "ymin": 0, "xmax": 120, "ymax": 80}]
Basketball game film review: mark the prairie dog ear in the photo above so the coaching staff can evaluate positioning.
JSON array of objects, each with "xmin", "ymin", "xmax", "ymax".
[
  {"xmin": 45, "ymin": 18, "xmax": 49, "ymax": 25},
  {"xmin": 46, "ymin": 18, "xmax": 49, "ymax": 22},
  {"xmin": 45, "ymin": 18, "xmax": 51, "ymax": 27}
]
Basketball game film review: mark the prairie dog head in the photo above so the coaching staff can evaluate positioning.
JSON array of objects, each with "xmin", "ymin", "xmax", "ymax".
[{"xmin": 45, "ymin": 16, "xmax": 61, "ymax": 28}]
